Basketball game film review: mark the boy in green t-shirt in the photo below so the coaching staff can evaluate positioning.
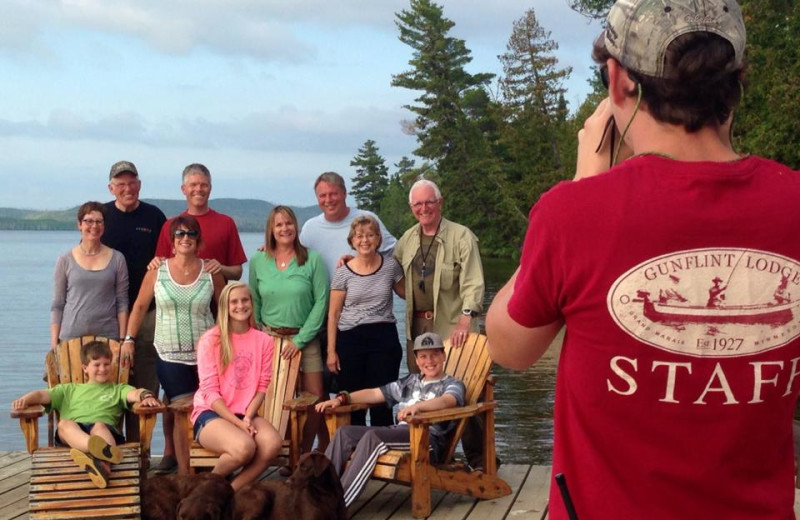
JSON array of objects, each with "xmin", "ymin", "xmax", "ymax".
[{"xmin": 13, "ymin": 340, "xmax": 161, "ymax": 488}]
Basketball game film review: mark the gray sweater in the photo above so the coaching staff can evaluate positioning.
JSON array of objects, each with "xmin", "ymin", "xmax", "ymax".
[{"xmin": 50, "ymin": 249, "xmax": 129, "ymax": 340}]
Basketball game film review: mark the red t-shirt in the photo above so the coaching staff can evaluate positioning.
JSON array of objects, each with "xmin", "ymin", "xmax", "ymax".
[
  {"xmin": 509, "ymin": 155, "xmax": 800, "ymax": 519},
  {"xmin": 156, "ymin": 209, "xmax": 247, "ymax": 267}
]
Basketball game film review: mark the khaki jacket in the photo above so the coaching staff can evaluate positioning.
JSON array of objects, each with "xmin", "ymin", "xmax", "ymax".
[{"xmin": 394, "ymin": 218, "xmax": 484, "ymax": 343}]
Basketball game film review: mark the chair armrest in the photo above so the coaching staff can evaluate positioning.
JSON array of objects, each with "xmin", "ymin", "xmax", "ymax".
[
  {"xmin": 168, "ymin": 395, "xmax": 195, "ymax": 414},
  {"xmin": 283, "ymin": 391, "xmax": 319, "ymax": 411},
  {"xmin": 406, "ymin": 402, "xmax": 497, "ymax": 426},
  {"xmin": 321, "ymin": 403, "xmax": 370, "ymax": 415},
  {"xmin": 10, "ymin": 405, "xmax": 45, "ymax": 420},
  {"xmin": 132, "ymin": 402, "xmax": 166, "ymax": 415}
]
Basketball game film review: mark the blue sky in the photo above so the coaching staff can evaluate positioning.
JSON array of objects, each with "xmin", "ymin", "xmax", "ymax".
[{"xmin": 0, "ymin": 1, "xmax": 602, "ymax": 210}]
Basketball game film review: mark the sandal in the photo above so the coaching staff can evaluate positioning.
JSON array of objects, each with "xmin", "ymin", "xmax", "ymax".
[
  {"xmin": 70, "ymin": 449, "xmax": 109, "ymax": 488},
  {"xmin": 88, "ymin": 435, "xmax": 123, "ymax": 464},
  {"xmin": 153, "ymin": 454, "xmax": 178, "ymax": 474}
]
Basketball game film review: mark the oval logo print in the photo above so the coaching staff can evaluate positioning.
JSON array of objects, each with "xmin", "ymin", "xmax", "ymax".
[{"xmin": 607, "ymin": 248, "xmax": 800, "ymax": 357}]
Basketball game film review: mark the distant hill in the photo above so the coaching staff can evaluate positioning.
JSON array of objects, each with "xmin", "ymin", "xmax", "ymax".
[{"xmin": 0, "ymin": 199, "xmax": 320, "ymax": 233}]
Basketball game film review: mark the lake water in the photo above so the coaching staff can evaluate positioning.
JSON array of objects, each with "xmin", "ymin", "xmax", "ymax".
[{"xmin": 0, "ymin": 230, "xmax": 556, "ymax": 464}]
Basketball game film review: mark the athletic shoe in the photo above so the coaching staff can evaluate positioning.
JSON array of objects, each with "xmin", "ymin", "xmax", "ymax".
[{"xmin": 70, "ymin": 449, "xmax": 109, "ymax": 489}]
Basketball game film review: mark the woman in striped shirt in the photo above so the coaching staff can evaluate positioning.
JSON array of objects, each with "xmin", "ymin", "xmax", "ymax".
[{"xmin": 327, "ymin": 215, "xmax": 405, "ymax": 427}]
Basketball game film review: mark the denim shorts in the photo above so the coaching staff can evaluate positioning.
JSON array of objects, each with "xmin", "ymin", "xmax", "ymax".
[
  {"xmin": 193, "ymin": 410, "xmax": 245, "ymax": 440},
  {"xmin": 55, "ymin": 422, "xmax": 125, "ymax": 446},
  {"xmin": 156, "ymin": 358, "xmax": 199, "ymax": 400}
]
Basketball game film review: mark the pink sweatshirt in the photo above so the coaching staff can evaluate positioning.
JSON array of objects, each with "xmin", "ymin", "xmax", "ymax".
[{"xmin": 191, "ymin": 326, "xmax": 274, "ymax": 424}]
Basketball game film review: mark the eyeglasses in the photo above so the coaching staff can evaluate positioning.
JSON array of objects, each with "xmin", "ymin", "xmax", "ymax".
[
  {"xmin": 111, "ymin": 180, "xmax": 139, "ymax": 189},
  {"xmin": 173, "ymin": 229, "xmax": 199, "ymax": 238},
  {"xmin": 81, "ymin": 219, "xmax": 104, "ymax": 226},
  {"xmin": 599, "ymin": 65, "xmax": 609, "ymax": 89},
  {"xmin": 354, "ymin": 233, "xmax": 377, "ymax": 241},
  {"xmin": 410, "ymin": 199, "xmax": 440, "ymax": 210}
]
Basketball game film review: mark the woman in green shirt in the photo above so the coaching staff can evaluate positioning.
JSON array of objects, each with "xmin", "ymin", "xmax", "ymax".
[{"xmin": 249, "ymin": 206, "xmax": 329, "ymax": 452}]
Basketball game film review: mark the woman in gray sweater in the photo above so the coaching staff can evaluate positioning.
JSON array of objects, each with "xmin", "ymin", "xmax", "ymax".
[{"xmin": 50, "ymin": 201, "xmax": 129, "ymax": 349}]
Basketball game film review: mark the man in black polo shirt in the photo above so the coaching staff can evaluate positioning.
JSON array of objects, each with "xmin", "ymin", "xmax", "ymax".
[{"xmin": 102, "ymin": 160, "xmax": 166, "ymax": 443}]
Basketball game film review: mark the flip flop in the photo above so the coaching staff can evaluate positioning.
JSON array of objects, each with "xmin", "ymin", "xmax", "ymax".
[
  {"xmin": 70, "ymin": 449, "xmax": 109, "ymax": 489},
  {"xmin": 88, "ymin": 435, "xmax": 123, "ymax": 464}
]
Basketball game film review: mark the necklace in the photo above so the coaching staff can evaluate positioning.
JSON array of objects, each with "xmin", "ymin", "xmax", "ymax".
[
  {"xmin": 275, "ymin": 250, "xmax": 294, "ymax": 269},
  {"xmin": 79, "ymin": 243, "xmax": 101, "ymax": 256},
  {"xmin": 417, "ymin": 220, "xmax": 441, "ymax": 293}
]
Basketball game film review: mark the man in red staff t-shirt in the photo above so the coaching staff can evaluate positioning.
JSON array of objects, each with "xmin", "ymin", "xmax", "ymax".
[{"xmin": 487, "ymin": 1, "xmax": 800, "ymax": 519}]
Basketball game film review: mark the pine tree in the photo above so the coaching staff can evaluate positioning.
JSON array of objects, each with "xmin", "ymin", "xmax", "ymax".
[
  {"xmin": 496, "ymin": 8, "xmax": 574, "ymax": 217},
  {"xmin": 499, "ymin": 8, "xmax": 572, "ymax": 118},
  {"xmin": 391, "ymin": 0, "xmax": 493, "ymax": 164},
  {"xmin": 349, "ymin": 139, "xmax": 389, "ymax": 214}
]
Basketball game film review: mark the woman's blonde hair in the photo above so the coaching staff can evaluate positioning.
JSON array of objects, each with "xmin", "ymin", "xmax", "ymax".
[{"xmin": 216, "ymin": 282, "xmax": 256, "ymax": 370}]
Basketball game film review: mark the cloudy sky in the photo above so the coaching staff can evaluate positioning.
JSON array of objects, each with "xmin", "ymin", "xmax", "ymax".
[{"xmin": 0, "ymin": 1, "xmax": 602, "ymax": 210}]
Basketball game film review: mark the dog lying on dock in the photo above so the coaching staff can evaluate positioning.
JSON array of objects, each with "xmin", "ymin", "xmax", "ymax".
[
  {"xmin": 234, "ymin": 452, "xmax": 347, "ymax": 520},
  {"xmin": 142, "ymin": 472, "xmax": 234, "ymax": 520}
]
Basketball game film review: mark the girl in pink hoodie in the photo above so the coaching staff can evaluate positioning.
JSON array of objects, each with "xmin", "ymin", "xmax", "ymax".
[{"xmin": 191, "ymin": 282, "xmax": 281, "ymax": 490}]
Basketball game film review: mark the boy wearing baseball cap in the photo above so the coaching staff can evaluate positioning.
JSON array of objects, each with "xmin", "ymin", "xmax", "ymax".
[
  {"xmin": 488, "ymin": 1, "xmax": 800, "ymax": 518},
  {"xmin": 316, "ymin": 332, "xmax": 465, "ymax": 507}
]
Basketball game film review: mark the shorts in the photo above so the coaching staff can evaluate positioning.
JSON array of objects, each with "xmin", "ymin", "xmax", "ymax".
[
  {"xmin": 298, "ymin": 337, "xmax": 323, "ymax": 373},
  {"xmin": 55, "ymin": 422, "xmax": 125, "ymax": 446},
  {"xmin": 262, "ymin": 327, "xmax": 324, "ymax": 374},
  {"xmin": 193, "ymin": 410, "xmax": 245, "ymax": 440},
  {"xmin": 156, "ymin": 357, "xmax": 199, "ymax": 400}
]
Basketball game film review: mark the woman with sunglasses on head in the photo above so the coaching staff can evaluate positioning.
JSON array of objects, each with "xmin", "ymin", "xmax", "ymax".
[
  {"xmin": 51, "ymin": 201, "xmax": 129, "ymax": 350},
  {"xmin": 126, "ymin": 215, "xmax": 225, "ymax": 473}
]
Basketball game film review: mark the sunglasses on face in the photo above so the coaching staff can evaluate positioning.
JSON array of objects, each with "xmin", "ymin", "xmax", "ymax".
[
  {"xmin": 599, "ymin": 65, "xmax": 609, "ymax": 90},
  {"xmin": 173, "ymin": 229, "xmax": 199, "ymax": 238}
]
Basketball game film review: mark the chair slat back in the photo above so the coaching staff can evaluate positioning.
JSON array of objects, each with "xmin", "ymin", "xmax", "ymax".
[
  {"xmin": 441, "ymin": 333, "xmax": 493, "ymax": 462},
  {"xmin": 45, "ymin": 336, "xmax": 127, "ymax": 446},
  {"xmin": 444, "ymin": 333, "xmax": 491, "ymax": 406},
  {"xmin": 260, "ymin": 336, "xmax": 301, "ymax": 439}
]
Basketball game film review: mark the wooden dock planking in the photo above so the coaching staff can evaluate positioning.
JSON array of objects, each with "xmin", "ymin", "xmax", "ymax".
[{"xmin": 2, "ymin": 454, "xmax": 800, "ymax": 519}]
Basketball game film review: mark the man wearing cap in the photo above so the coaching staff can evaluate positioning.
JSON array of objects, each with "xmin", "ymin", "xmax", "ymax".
[
  {"xmin": 487, "ymin": 1, "xmax": 800, "ymax": 518},
  {"xmin": 316, "ymin": 332, "xmax": 465, "ymax": 507},
  {"xmin": 102, "ymin": 160, "xmax": 166, "ymax": 441}
]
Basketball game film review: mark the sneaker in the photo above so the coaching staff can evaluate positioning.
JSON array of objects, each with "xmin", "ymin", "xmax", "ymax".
[
  {"xmin": 70, "ymin": 449, "xmax": 109, "ymax": 488},
  {"xmin": 152, "ymin": 455, "xmax": 178, "ymax": 474},
  {"xmin": 88, "ymin": 435, "xmax": 123, "ymax": 464}
]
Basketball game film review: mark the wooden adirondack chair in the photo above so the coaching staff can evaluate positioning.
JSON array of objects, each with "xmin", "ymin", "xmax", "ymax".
[
  {"xmin": 319, "ymin": 332, "xmax": 511, "ymax": 518},
  {"xmin": 171, "ymin": 336, "xmax": 318, "ymax": 474},
  {"xmin": 9, "ymin": 335, "xmax": 165, "ymax": 519}
]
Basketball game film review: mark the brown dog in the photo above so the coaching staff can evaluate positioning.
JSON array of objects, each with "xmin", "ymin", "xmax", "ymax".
[
  {"xmin": 143, "ymin": 472, "xmax": 234, "ymax": 520},
  {"xmin": 234, "ymin": 452, "xmax": 347, "ymax": 520}
]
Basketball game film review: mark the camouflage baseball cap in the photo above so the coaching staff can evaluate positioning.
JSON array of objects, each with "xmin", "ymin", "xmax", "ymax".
[
  {"xmin": 413, "ymin": 332, "xmax": 445, "ymax": 352},
  {"xmin": 604, "ymin": 0, "xmax": 746, "ymax": 79},
  {"xmin": 109, "ymin": 160, "xmax": 138, "ymax": 179}
]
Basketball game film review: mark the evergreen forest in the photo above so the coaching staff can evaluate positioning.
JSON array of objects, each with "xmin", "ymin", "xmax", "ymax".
[{"xmin": 351, "ymin": 0, "xmax": 799, "ymax": 258}]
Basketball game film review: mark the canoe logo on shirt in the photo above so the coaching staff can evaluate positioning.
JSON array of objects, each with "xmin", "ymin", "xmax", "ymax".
[{"xmin": 607, "ymin": 248, "xmax": 800, "ymax": 357}]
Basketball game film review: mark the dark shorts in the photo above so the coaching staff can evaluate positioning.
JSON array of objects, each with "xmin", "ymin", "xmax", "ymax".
[
  {"xmin": 55, "ymin": 422, "xmax": 125, "ymax": 446},
  {"xmin": 156, "ymin": 358, "xmax": 199, "ymax": 400},
  {"xmin": 193, "ymin": 410, "xmax": 245, "ymax": 441}
]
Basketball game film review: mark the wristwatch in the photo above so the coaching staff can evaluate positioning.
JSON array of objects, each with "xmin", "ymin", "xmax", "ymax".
[
  {"xmin": 462, "ymin": 309, "xmax": 477, "ymax": 317},
  {"xmin": 123, "ymin": 335, "xmax": 135, "ymax": 343}
]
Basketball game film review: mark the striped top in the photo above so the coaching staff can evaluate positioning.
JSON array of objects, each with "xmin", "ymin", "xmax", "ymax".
[
  {"xmin": 153, "ymin": 259, "xmax": 214, "ymax": 364},
  {"xmin": 331, "ymin": 253, "xmax": 404, "ymax": 331}
]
